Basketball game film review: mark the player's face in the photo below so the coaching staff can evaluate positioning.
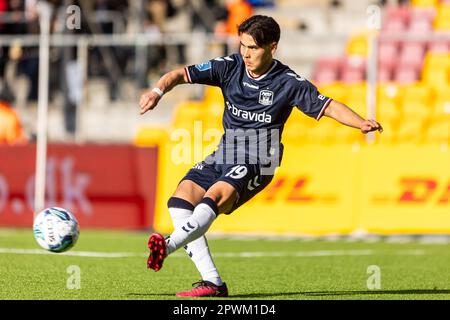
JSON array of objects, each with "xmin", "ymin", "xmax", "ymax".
[{"xmin": 240, "ymin": 33, "xmax": 277, "ymax": 77}]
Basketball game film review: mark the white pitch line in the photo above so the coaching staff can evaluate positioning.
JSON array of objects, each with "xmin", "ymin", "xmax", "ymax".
[
  {"xmin": 0, "ymin": 248, "xmax": 427, "ymax": 259},
  {"xmin": 0, "ymin": 248, "xmax": 145, "ymax": 258}
]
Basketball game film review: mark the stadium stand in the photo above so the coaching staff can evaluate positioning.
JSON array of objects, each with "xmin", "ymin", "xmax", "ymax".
[
  {"xmin": 308, "ymin": 1, "xmax": 450, "ymax": 146},
  {"xmin": 134, "ymin": 1, "xmax": 449, "ymax": 148},
  {"xmin": 0, "ymin": 0, "xmax": 448, "ymax": 145}
]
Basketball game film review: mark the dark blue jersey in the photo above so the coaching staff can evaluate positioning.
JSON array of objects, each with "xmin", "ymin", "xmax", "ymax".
[{"xmin": 184, "ymin": 53, "xmax": 332, "ymax": 169}]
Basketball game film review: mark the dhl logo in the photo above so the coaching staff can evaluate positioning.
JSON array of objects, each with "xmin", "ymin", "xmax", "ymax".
[
  {"xmin": 397, "ymin": 178, "xmax": 450, "ymax": 204},
  {"xmin": 372, "ymin": 178, "xmax": 450, "ymax": 205},
  {"xmin": 260, "ymin": 176, "xmax": 337, "ymax": 203},
  {"xmin": 260, "ymin": 176, "xmax": 450, "ymax": 205}
]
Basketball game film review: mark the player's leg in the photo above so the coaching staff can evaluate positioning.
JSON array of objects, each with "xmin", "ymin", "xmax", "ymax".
[
  {"xmin": 147, "ymin": 170, "xmax": 209, "ymax": 272},
  {"xmin": 170, "ymin": 164, "xmax": 275, "ymax": 297},
  {"xmin": 165, "ymin": 180, "xmax": 205, "ymax": 255},
  {"xmin": 170, "ymin": 181, "xmax": 237, "ymax": 297},
  {"xmin": 167, "ymin": 180, "xmax": 225, "ymax": 287},
  {"xmin": 167, "ymin": 163, "xmax": 270, "ymax": 255},
  {"xmin": 172, "ymin": 179, "xmax": 206, "ymax": 206},
  {"xmin": 148, "ymin": 162, "xmax": 225, "ymax": 278},
  {"xmin": 165, "ymin": 181, "xmax": 237, "ymax": 255}
]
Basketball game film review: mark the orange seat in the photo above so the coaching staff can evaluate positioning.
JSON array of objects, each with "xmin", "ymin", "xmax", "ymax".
[
  {"xmin": 434, "ymin": 5, "xmax": 450, "ymax": 30},
  {"xmin": 134, "ymin": 126, "xmax": 169, "ymax": 147},
  {"xmin": 318, "ymin": 82, "xmax": 347, "ymax": 103},
  {"xmin": 375, "ymin": 118, "xmax": 397, "ymax": 144},
  {"xmin": 173, "ymin": 101, "xmax": 205, "ymax": 131},
  {"xmin": 411, "ymin": 0, "xmax": 438, "ymax": 7},
  {"xmin": 422, "ymin": 52, "xmax": 450, "ymax": 89},
  {"xmin": 433, "ymin": 89, "xmax": 450, "ymax": 118},
  {"xmin": 422, "ymin": 68, "xmax": 450, "ymax": 87},
  {"xmin": 203, "ymin": 86, "xmax": 224, "ymax": 105},
  {"xmin": 401, "ymin": 84, "xmax": 434, "ymax": 119},
  {"xmin": 426, "ymin": 117, "xmax": 450, "ymax": 144},
  {"xmin": 342, "ymin": 83, "xmax": 367, "ymax": 116},
  {"xmin": 423, "ymin": 52, "xmax": 450, "ymax": 71},
  {"xmin": 346, "ymin": 33, "xmax": 369, "ymax": 57},
  {"xmin": 396, "ymin": 118, "xmax": 426, "ymax": 144},
  {"xmin": 377, "ymin": 84, "xmax": 403, "ymax": 121}
]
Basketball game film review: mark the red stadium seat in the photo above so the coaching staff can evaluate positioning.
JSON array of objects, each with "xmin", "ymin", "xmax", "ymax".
[
  {"xmin": 340, "ymin": 56, "xmax": 366, "ymax": 84},
  {"xmin": 313, "ymin": 56, "xmax": 344, "ymax": 85},
  {"xmin": 408, "ymin": 18, "xmax": 433, "ymax": 33},
  {"xmin": 313, "ymin": 68, "xmax": 339, "ymax": 85},
  {"xmin": 398, "ymin": 42, "xmax": 426, "ymax": 69},
  {"xmin": 428, "ymin": 40, "xmax": 450, "ymax": 53},
  {"xmin": 410, "ymin": 7, "xmax": 436, "ymax": 20},
  {"xmin": 378, "ymin": 41, "xmax": 399, "ymax": 70},
  {"xmin": 378, "ymin": 66, "xmax": 392, "ymax": 82},
  {"xmin": 343, "ymin": 55, "xmax": 366, "ymax": 71},
  {"xmin": 382, "ymin": 19, "xmax": 406, "ymax": 34},
  {"xmin": 394, "ymin": 67, "xmax": 419, "ymax": 84},
  {"xmin": 315, "ymin": 56, "xmax": 343, "ymax": 72},
  {"xmin": 385, "ymin": 5, "xmax": 410, "ymax": 24},
  {"xmin": 341, "ymin": 68, "xmax": 365, "ymax": 83}
]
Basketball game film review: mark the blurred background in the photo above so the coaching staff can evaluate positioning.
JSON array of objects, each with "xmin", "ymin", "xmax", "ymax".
[{"xmin": 0, "ymin": 0, "xmax": 449, "ymax": 236}]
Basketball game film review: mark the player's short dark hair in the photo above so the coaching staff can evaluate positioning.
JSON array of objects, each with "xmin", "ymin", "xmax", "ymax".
[{"xmin": 238, "ymin": 15, "xmax": 280, "ymax": 47}]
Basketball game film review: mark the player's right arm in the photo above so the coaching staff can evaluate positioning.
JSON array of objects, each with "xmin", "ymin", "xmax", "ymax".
[{"xmin": 139, "ymin": 68, "xmax": 189, "ymax": 115}]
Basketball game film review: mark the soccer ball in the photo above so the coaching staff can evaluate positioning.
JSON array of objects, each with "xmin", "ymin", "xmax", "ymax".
[{"xmin": 33, "ymin": 207, "xmax": 80, "ymax": 253}]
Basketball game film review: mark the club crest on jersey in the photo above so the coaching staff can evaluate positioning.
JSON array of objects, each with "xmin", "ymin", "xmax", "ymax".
[
  {"xmin": 259, "ymin": 90, "xmax": 274, "ymax": 106},
  {"xmin": 195, "ymin": 61, "xmax": 211, "ymax": 71}
]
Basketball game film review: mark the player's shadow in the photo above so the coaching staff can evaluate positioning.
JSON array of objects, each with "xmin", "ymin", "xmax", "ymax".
[
  {"xmin": 128, "ymin": 289, "xmax": 450, "ymax": 299},
  {"xmin": 231, "ymin": 289, "xmax": 450, "ymax": 298}
]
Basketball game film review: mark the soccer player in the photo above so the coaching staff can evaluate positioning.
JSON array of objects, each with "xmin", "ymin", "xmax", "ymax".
[{"xmin": 139, "ymin": 15, "xmax": 382, "ymax": 297}]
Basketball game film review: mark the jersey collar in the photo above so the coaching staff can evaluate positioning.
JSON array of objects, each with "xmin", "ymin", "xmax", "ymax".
[{"xmin": 245, "ymin": 60, "xmax": 278, "ymax": 81}]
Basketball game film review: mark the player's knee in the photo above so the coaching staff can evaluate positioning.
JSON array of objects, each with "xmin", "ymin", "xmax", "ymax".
[
  {"xmin": 172, "ymin": 180, "xmax": 205, "ymax": 205},
  {"xmin": 203, "ymin": 192, "xmax": 236, "ymax": 215},
  {"xmin": 167, "ymin": 196, "xmax": 195, "ymax": 211},
  {"xmin": 205, "ymin": 184, "xmax": 237, "ymax": 208}
]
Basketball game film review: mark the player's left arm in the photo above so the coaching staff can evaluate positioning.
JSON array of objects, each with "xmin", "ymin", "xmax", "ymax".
[{"xmin": 323, "ymin": 100, "xmax": 383, "ymax": 134}]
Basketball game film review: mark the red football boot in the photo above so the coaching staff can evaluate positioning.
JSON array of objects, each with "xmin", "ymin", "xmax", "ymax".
[
  {"xmin": 176, "ymin": 281, "xmax": 228, "ymax": 297},
  {"xmin": 147, "ymin": 233, "xmax": 167, "ymax": 272}
]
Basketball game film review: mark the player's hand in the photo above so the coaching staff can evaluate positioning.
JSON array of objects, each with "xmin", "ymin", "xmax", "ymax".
[
  {"xmin": 139, "ymin": 91, "xmax": 161, "ymax": 115},
  {"xmin": 360, "ymin": 119, "xmax": 383, "ymax": 134}
]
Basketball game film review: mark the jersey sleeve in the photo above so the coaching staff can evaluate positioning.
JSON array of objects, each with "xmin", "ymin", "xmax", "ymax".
[
  {"xmin": 291, "ymin": 79, "xmax": 332, "ymax": 121},
  {"xmin": 184, "ymin": 55, "xmax": 237, "ymax": 87}
]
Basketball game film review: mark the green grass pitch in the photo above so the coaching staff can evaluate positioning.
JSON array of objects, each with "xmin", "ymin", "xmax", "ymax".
[{"xmin": 1, "ymin": 228, "xmax": 450, "ymax": 300}]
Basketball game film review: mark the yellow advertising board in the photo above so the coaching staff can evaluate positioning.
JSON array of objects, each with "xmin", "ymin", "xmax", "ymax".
[
  {"xmin": 151, "ymin": 137, "xmax": 450, "ymax": 235},
  {"xmin": 210, "ymin": 145, "xmax": 359, "ymax": 235},
  {"xmin": 358, "ymin": 145, "xmax": 450, "ymax": 234}
]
